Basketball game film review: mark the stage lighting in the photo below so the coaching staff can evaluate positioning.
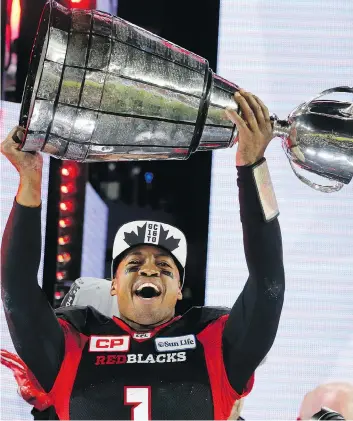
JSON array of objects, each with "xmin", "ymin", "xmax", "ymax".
[
  {"xmin": 54, "ymin": 290, "xmax": 65, "ymax": 300},
  {"xmin": 56, "ymin": 271, "xmax": 67, "ymax": 281},
  {"xmin": 61, "ymin": 182, "xmax": 76, "ymax": 194},
  {"xmin": 57, "ymin": 252, "xmax": 71, "ymax": 263},
  {"xmin": 61, "ymin": 163, "xmax": 79, "ymax": 178},
  {"xmin": 59, "ymin": 200, "xmax": 75, "ymax": 212},
  {"xmin": 59, "ymin": 217, "xmax": 73, "ymax": 228},
  {"xmin": 58, "ymin": 235, "xmax": 71, "ymax": 245},
  {"xmin": 144, "ymin": 172, "xmax": 154, "ymax": 184}
]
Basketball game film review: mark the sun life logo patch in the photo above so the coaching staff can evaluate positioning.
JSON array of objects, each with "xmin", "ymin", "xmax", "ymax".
[{"xmin": 155, "ymin": 335, "xmax": 196, "ymax": 352}]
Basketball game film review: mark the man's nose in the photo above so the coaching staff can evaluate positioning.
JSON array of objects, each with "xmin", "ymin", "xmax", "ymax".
[{"xmin": 138, "ymin": 264, "xmax": 160, "ymax": 277}]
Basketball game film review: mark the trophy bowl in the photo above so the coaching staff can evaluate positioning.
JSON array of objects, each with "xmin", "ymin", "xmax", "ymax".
[{"xmin": 19, "ymin": 0, "xmax": 238, "ymax": 162}]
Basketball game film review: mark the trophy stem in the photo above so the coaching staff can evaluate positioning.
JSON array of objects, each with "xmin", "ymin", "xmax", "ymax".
[{"xmin": 272, "ymin": 118, "xmax": 291, "ymax": 140}]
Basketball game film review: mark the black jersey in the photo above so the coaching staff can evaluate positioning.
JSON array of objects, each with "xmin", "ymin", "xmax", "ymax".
[{"xmin": 48, "ymin": 305, "xmax": 253, "ymax": 420}]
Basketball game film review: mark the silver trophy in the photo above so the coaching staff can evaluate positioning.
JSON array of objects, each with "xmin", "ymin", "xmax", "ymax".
[{"xmin": 18, "ymin": 1, "xmax": 353, "ymax": 192}]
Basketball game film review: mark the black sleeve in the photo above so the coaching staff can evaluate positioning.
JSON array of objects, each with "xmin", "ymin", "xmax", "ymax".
[
  {"xmin": 222, "ymin": 161, "xmax": 285, "ymax": 395},
  {"xmin": 1, "ymin": 200, "xmax": 65, "ymax": 392}
]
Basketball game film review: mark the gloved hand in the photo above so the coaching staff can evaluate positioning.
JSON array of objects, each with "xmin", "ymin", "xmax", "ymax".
[{"xmin": 0, "ymin": 349, "xmax": 53, "ymax": 410}]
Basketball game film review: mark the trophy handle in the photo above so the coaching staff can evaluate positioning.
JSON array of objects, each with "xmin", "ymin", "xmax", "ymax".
[
  {"xmin": 307, "ymin": 86, "xmax": 353, "ymax": 103},
  {"xmin": 287, "ymin": 158, "xmax": 344, "ymax": 193}
]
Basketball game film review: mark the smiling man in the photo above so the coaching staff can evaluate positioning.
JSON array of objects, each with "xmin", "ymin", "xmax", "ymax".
[
  {"xmin": 1, "ymin": 90, "xmax": 285, "ymax": 420},
  {"xmin": 110, "ymin": 221, "xmax": 187, "ymax": 330}
]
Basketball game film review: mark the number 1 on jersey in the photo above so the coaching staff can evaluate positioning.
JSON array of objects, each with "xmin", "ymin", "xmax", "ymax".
[{"xmin": 124, "ymin": 386, "xmax": 151, "ymax": 420}]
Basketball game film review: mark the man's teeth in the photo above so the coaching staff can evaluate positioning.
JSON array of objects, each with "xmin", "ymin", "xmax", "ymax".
[{"xmin": 136, "ymin": 283, "xmax": 159, "ymax": 292}]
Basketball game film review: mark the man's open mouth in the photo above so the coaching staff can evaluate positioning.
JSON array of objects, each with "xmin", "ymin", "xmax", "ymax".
[{"xmin": 134, "ymin": 283, "xmax": 162, "ymax": 299}]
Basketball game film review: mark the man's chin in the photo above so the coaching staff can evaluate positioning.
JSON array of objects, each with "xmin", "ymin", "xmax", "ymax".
[{"xmin": 130, "ymin": 296, "xmax": 167, "ymax": 326}]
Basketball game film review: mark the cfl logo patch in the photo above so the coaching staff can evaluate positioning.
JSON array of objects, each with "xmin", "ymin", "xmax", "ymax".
[{"xmin": 144, "ymin": 223, "xmax": 160, "ymax": 244}]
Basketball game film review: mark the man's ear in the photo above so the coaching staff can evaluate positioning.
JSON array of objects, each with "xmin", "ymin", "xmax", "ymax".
[
  {"xmin": 111, "ymin": 278, "xmax": 117, "ymax": 296},
  {"xmin": 177, "ymin": 285, "xmax": 183, "ymax": 301}
]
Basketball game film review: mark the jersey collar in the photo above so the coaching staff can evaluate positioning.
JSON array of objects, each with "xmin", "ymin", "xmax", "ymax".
[{"xmin": 112, "ymin": 315, "xmax": 181, "ymax": 341}]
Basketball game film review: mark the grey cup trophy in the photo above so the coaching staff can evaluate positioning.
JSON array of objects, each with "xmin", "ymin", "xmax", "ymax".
[{"xmin": 18, "ymin": 1, "xmax": 353, "ymax": 192}]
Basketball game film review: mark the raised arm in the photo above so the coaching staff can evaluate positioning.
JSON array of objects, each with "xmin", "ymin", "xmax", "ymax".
[
  {"xmin": 222, "ymin": 91, "xmax": 285, "ymax": 395},
  {"xmin": 1, "ymin": 127, "xmax": 64, "ymax": 392}
]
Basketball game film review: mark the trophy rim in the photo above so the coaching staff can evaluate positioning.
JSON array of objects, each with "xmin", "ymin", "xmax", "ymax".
[{"xmin": 19, "ymin": 1, "xmax": 55, "ymax": 132}]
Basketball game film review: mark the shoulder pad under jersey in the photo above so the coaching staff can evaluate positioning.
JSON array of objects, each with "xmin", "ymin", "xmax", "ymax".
[
  {"xmin": 55, "ymin": 305, "xmax": 112, "ymax": 334},
  {"xmin": 181, "ymin": 306, "xmax": 231, "ymax": 333}
]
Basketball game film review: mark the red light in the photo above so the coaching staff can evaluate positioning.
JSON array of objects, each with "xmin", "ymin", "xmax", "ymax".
[
  {"xmin": 59, "ymin": 217, "xmax": 73, "ymax": 228},
  {"xmin": 10, "ymin": 0, "xmax": 21, "ymax": 40},
  {"xmin": 57, "ymin": 252, "xmax": 71, "ymax": 263},
  {"xmin": 58, "ymin": 235, "xmax": 71, "ymax": 245},
  {"xmin": 54, "ymin": 291, "xmax": 64, "ymax": 300},
  {"xmin": 59, "ymin": 201, "xmax": 74, "ymax": 212},
  {"xmin": 60, "ymin": 182, "xmax": 76, "ymax": 194},
  {"xmin": 68, "ymin": 0, "xmax": 96, "ymax": 9},
  {"xmin": 56, "ymin": 271, "xmax": 67, "ymax": 281},
  {"xmin": 61, "ymin": 163, "xmax": 79, "ymax": 178}
]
